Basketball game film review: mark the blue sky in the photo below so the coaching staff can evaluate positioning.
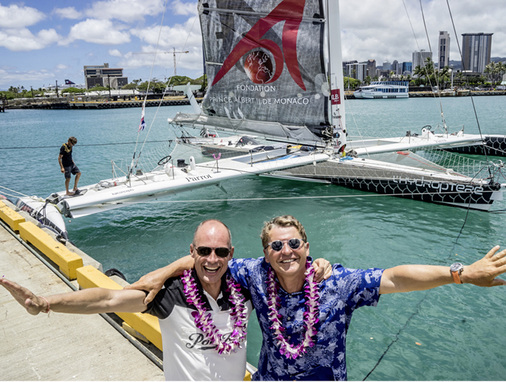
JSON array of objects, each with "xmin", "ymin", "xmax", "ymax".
[{"xmin": 1, "ymin": 0, "xmax": 505, "ymax": 90}]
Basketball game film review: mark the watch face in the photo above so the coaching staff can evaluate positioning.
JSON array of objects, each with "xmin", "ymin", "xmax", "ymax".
[{"xmin": 450, "ymin": 262, "xmax": 464, "ymax": 272}]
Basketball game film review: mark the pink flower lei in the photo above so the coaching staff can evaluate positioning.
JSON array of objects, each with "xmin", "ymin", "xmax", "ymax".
[
  {"xmin": 267, "ymin": 260, "xmax": 320, "ymax": 359},
  {"xmin": 181, "ymin": 269, "xmax": 248, "ymax": 354}
]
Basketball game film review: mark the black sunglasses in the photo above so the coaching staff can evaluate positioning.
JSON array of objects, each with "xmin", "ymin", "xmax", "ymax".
[
  {"xmin": 195, "ymin": 246, "xmax": 231, "ymax": 258},
  {"xmin": 264, "ymin": 238, "xmax": 303, "ymax": 252}
]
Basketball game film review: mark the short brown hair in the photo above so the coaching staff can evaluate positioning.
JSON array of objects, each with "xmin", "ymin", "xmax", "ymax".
[
  {"xmin": 69, "ymin": 136, "xmax": 77, "ymax": 144},
  {"xmin": 260, "ymin": 215, "xmax": 307, "ymax": 248}
]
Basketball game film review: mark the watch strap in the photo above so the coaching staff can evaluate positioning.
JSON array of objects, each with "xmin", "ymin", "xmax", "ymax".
[{"xmin": 451, "ymin": 270, "xmax": 463, "ymax": 284}]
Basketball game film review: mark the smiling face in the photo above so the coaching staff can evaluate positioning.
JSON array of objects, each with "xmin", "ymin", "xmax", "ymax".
[
  {"xmin": 190, "ymin": 220, "xmax": 233, "ymax": 297},
  {"xmin": 263, "ymin": 225, "xmax": 309, "ymax": 291}
]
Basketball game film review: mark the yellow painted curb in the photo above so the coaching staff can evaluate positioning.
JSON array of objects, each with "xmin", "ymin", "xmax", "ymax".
[
  {"xmin": 18, "ymin": 221, "xmax": 83, "ymax": 279},
  {"xmin": 0, "ymin": 201, "xmax": 26, "ymax": 232},
  {"xmin": 76, "ymin": 265, "xmax": 162, "ymax": 350}
]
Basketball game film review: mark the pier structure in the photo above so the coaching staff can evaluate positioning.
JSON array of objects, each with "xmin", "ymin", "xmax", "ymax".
[{"xmin": 0, "ymin": 199, "xmax": 164, "ymax": 380}]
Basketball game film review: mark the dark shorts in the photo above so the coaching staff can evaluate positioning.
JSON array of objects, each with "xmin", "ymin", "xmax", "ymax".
[{"xmin": 64, "ymin": 164, "xmax": 80, "ymax": 179}]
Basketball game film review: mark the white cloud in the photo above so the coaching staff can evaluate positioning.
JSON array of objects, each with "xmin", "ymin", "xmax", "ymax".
[
  {"xmin": 0, "ymin": 67, "xmax": 54, "ymax": 88},
  {"xmin": 171, "ymin": 0, "xmax": 198, "ymax": 16},
  {"xmin": 0, "ymin": 28, "xmax": 60, "ymax": 51},
  {"xmin": 130, "ymin": 15, "xmax": 201, "ymax": 49},
  {"xmin": 65, "ymin": 19, "xmax": 131, "ymax": 45},
  {"xmin": 109, "ymin": 49, "xmax": 123, "ymax": 57},
  {"xmin": 339, "ymin": 0, "xmax": 506, "ymax": 63},
  {"xmin": 84, "ymin": 0, "xmax": 166, "ymax": 22},
  {"xmin": 54, "ymin": 7, "xmax": 82, "ymax": 20},
  {"xmin": 0, "ymin": 4, "xmax": 45, "ymax": 28}
]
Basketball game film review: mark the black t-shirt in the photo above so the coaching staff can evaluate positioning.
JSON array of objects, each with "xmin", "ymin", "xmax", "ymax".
[{"xmin": 59, "ymin": 143, "xmax": 73, "ymax": 167}]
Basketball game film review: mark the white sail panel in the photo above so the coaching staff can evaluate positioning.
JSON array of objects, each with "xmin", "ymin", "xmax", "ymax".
[{"xmin": 199, "ymin": 0, "xmax": 330, "ymax": 140}]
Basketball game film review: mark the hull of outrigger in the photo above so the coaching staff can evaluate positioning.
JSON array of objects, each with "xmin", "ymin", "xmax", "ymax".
[{"xmin": 271, "ymin": 155, "xmax": 504, "ymax": 212}]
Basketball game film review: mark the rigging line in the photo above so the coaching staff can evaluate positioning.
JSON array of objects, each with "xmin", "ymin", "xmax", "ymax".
[
  {"xmin": 0, "ymin": 140, "xmax": 171, "ymax": 150},
  {"xmin": 402, "ymin": 1, "xmax": 441, "ymax": 111},
  {"xmin": 362, "ymin": 8, "xmax": 485, "ymax": 379},
  {"xmin": 0, "ymin": 186, "xmax": 31, "ymax": 199},
  {"xmin": 419, "ymin": 0, "xmax": 448, "ymax": 130},
  {"xmin": 417, "ymin": 0, "xmax": 446, "ymax": 124},
  {"xmin": 363, "ymin": 297, "xmax": 426, "ymax": 381},
  {"xmin": 131, "ymin": 0, "xmax": 170, "ymax": 172},
  {"xmin": 139, "ymin": 0, "xmax": 198, "ymax": 159},
  {"xmin": 363, "ymin": 167, "xmax": 496, "ymax": 379},
  {"xmin": 444, "ymin": 0, "xmax": 492, "ymax": 177}
]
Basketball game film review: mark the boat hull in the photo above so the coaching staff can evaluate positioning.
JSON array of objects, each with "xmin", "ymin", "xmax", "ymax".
[
  {"xmin": 443, "ymin": 135, "xmax": 506, "ymax": 157},
  {"xmin": 273, "ymin": 156, "xmax": 503, "ymax": 211}
]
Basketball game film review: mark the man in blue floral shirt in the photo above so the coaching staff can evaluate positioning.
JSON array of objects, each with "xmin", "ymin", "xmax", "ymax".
[
  {"xmin": 131, "ymin": 215, "xmax": 506, "ymax": 380},
  {"xmin": 228, "ymin": 254, "xmax": 382, "ymax": 380},
  {"xmin": 227, "ymin": 216, "xmax": 383, "ymax": 380}
]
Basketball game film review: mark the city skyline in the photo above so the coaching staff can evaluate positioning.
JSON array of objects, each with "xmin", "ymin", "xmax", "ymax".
[{"xmin": 1, "ymin": 0, "xmax": 505, "ymax": 90}]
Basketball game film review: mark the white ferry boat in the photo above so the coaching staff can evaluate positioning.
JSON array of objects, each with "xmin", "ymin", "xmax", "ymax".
[{"xmin": 353, "ymin": 81, "xmax": 409, "ymax": 99}]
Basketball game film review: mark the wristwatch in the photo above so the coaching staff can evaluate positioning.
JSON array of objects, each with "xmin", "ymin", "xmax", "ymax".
[{"xmin": 450, "ymin": 262, "xmax": 464, "ymax": 284}]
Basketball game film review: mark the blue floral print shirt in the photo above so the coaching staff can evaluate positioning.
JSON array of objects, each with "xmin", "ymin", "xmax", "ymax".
[{"xmin": 228, "ymin": 257, "xmax": 384, "ymax": 380}]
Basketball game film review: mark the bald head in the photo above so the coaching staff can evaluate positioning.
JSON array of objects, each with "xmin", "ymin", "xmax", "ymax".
[{"xmin": 193, "ymin": 219, "xmax": 232, "ymax": 248}]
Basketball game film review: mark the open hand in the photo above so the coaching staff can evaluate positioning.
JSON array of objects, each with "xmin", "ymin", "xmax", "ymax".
[
  {"xmin": 313, "ymin": 258, "xmax": 332, "ymax": 283},
  {"xmin": 0, "ymin": 278, "xmax": 49, "ymax": 315},
  {"xmin": 125, "ymin": 270, "xmax": 165, "ymax": 305},
  {"xmin": 463, "ymin": 246, "xmax": 506, "ymax": 287}
]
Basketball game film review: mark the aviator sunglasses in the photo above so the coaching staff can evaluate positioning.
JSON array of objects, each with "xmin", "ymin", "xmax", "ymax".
[
  {"xmin": 264, "ymin": 238, "xmax": 303, "ymax": 252},
  {"xmin": 195, "ymin": 246, "xmax": 231, "ymax": 258}
]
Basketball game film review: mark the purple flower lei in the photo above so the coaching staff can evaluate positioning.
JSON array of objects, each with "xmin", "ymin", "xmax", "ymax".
[
  {"xmin": 267, "ymin": 260, "xmax": 320, "ymax": 359},
  {"xmin": 181, "ymin": 270, "xmax": 248, "ymax": 354}
]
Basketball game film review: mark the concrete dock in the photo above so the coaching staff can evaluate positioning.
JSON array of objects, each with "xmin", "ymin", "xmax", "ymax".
[{"xmin": 0, "ymin": 222, "xmax": 164, "ymax": 380}]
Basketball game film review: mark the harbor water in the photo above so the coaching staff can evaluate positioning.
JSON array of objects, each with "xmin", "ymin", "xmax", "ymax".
[{"xmin": 1, "ymin": 96, "xmax": 505, "ymax": 380}]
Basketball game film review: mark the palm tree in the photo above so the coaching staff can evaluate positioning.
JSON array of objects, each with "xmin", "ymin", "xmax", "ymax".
[
  {"xmin": 437, "ymin": 66, "xmax": 451, "ymax": 89},
  {"xmin": 485, "ymin": 62, "xmax": 506, "ymax": 86}
]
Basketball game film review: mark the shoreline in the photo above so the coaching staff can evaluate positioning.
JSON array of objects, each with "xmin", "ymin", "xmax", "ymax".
[
  {"xmin": 2, "ymin": 90, "xmax": 505, "ymax": 110},
  {"xmin": 345, "ymin": 89, "xmax": 506, "ymax": 99}
]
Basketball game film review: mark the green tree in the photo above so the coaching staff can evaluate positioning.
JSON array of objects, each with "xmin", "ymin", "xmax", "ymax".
[
  {"xmin": 61, "ymin": 87, "xmax": 84, "ymax": 94},
  {"xmin": 344, "ymin": 77, "xmax": 360, "ymax": 90},
  {"xmin": 485, "ymin": 62, "xmax": 506, "ymax": 86},
  {"xmin": 89, "ymin": 85, "xmax": 109, "ymax": 92}
]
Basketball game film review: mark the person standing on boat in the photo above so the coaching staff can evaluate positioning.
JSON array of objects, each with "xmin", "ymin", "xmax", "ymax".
[
  {"xmin": 130, "ymin": 215, "xmax": 506, "ymax": 380},
  {"xmin": 0, "ymin": 219, "xmax": 329, "ymax": 381},
  {"xmin": 58, "ymin": 136, "xmax": 81, "ymax": 196}
]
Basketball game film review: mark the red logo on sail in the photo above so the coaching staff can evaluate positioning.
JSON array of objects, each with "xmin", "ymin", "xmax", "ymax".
[{"xmin": 212, "ymin": 0, "xmax": 306, "ymax": 90}]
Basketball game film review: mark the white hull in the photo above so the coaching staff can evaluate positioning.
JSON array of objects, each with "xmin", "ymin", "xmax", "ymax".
[
  {"xmin": 47, "ymin": 149, "xmax": 329, "ymax": 218},
  {"xmin": 16, "ymin": 198, "xmax": 69, "ymax": 239},
  {"xmin": 354, "ymin": 93, "xmax": 409, "ymax": 99},
  {"xmin": 353, "ymin": 82, "xmax": 409, "ymax": 99}
]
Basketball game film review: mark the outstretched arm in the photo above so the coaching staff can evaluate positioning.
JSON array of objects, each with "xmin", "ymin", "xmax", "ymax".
[
  {"xmin": 126, "ymin": 255, "xmax": 194, "ymax": 304},
  {"xmin": 0, "ymin": 278, "xmax": 147, "ymax": 315},
  {"xmin": 127, "ymin": 255, "xmax": 332, "ymax": 304},
  {"xmin": 380, "ymin": 245, "xmax": 506, "ymax": 294}
]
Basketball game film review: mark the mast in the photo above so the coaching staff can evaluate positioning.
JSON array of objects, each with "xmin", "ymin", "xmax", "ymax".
[{"xmin": 326, "ymin": 0, "xmax": 347, "ymax": 154}]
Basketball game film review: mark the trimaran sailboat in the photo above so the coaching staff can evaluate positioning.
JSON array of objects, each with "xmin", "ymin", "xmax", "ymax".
[{"xmin": 16, "ymin": 0, "xmax": 506, "ymax": 240}]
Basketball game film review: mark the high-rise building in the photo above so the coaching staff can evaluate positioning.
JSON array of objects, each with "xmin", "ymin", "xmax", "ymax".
[
  {"xmin": 392, "ymin": 60, "xmax": 402, "ymax": 76},
  {"xmin": 412, "ymin": 50, "xmax": 432, "ymax": 70},
  {"xmin": 345, "ymin": 62, "xmax": 367, "ymax": 81},
  {"xmin": 402, "ymin": 62, "xmax": 412, "ymax": 75},
  {"xmin": 461, "ymin": 33, "xmax": 493, "ymax": 73},
  {"xmin": 366, "ymin": 59, "xmax": 377, "ymax": 78},
  {"xmin": 438, "ymin": 31, "xmax": 450, "ymax": 69},
  {"xmin": 84, "ymin": 63, "xmax": 128, "ymax": 89}
]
